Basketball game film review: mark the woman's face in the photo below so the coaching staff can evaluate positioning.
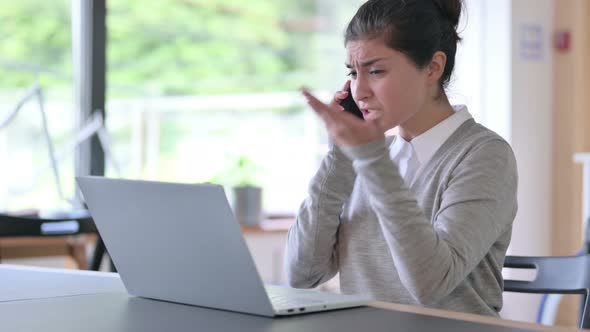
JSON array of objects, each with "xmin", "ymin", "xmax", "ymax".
[{"xmin": 345, "ymin": 38, "xmax": 431, "ymax": 132}]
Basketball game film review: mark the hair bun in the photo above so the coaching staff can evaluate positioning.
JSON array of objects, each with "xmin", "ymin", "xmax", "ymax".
[{"xmin": 433, "ymin": 0, "xmax": 462, "ymax": 28}]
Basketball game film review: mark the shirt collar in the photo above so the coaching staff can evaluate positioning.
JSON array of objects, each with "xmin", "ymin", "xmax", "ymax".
[
  {"xmin": 409, "ymin": 105, "xmax": 472, "ymax": 165},
  {"xmin": 388, "ymin": 135, "xmax": 406, "ymax": 160}
]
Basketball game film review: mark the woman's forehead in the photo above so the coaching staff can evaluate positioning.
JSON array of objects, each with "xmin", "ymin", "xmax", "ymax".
[{"xmin": 345, "ymin": 39, "xmax": 397, "ymax": 63}]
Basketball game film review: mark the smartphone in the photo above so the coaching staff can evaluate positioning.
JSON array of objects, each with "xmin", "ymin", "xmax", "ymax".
[{"xmin": 338, "ymin": 86, "xmax": 364, "ymax": 120}]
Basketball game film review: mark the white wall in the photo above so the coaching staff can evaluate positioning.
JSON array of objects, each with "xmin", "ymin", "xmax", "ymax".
[
  {"xmin": 452, "ymin": 0, "xmax": 554, "ymax": 323},
  {"xmin": 505, "ymin": 0, "xmax": 554, "ymax": 323},
  {"xmin": 509, "ymin": 0, "xmax": 553, "ymax": 256}
]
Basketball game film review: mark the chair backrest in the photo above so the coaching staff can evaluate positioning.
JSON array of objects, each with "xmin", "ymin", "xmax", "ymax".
[{"xmin": 503, "ymin": 255, "xmax": 590, "ymax": 329}]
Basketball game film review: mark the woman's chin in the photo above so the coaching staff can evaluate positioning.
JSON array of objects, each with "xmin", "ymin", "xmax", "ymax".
[{"xmin": 363, "ymin": 111, "xmax": 381, "ymax": 122}]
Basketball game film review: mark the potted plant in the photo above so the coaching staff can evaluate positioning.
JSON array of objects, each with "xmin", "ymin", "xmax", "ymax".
[{"xmin": 210, "ymin": 155, "xmax": 264, "ymax": 225}]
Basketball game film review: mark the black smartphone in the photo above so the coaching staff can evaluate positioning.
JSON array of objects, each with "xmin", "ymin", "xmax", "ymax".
[{"xmin": 338, "ymin": 86, "xmax": 364, "ymax": 120}]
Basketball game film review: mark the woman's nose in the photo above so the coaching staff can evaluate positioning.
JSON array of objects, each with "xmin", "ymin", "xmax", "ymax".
[{"xmin": 352, "ymin": 77, "xmax": 371, "ymax": 103}]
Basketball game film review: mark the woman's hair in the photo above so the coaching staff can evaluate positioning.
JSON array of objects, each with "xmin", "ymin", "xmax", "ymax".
[{"xmin": 344, "ymin": 0, "xmax": 463, "ymax": 93}]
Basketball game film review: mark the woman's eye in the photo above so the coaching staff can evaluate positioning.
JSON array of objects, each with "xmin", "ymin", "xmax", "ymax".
[
  {"xmin": 369, "ymin": 70, "xmax": 384, "ymax": 75},
  {"xmin": 346, "ymin": 71, "xmax": 357, "ymax": 78}
]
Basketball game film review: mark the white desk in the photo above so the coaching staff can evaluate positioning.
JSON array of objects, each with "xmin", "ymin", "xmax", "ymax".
[
  {"xmin": 0, "ymin": 265, "xmax": 580, "ymax": 332},
  {"xmin": 0, "ymin": 264, "xmax": 124, "ymax": 302}
]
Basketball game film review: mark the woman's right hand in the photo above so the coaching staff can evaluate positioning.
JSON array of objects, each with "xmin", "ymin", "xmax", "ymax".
[
  {"xmin": 324, "ymin": 80, "xmax": 355, "ymax": 155},
  {"xmin": 329, "ymin": 80, "xmax": 351, "ymax": 112}
]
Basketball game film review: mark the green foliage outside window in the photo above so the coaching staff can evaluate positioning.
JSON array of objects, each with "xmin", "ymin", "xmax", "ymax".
[
  {"xmin": 0, "ymin": 0, "xmax": 325, "ymax": 96},
  {"xmin": 0, "ymin": 1, "xmax": 71, "ymax": 90},
  {"xmin": 108, "ymin": 0, "xmax": 318, "ymax": 96}
]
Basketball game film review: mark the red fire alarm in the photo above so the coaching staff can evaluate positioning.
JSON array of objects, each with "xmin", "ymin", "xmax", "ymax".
[{"xmin": 555, "ymin": 30, "xmax": 571, "ymax": 51}]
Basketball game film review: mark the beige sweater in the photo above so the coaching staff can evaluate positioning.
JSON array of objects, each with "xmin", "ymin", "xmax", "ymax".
[{"xmin": 285, "ymin": 119, "xmax": 518, "ymax": 316}]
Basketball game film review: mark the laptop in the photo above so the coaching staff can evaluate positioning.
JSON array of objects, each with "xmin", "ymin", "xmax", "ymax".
[{"xmin": 76, "ymin": 176, "xmax": 372, "ymax": 317}]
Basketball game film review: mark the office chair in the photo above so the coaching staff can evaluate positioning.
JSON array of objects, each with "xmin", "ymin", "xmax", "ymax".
[{"xmin": 503, "ymin": 255, "xmax": 590, "ymax": 329}]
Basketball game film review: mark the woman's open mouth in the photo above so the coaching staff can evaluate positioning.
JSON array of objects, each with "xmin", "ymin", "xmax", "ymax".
[{"xmin": 361, "ymin": 108, "xmax": 382, "ymax": 121}]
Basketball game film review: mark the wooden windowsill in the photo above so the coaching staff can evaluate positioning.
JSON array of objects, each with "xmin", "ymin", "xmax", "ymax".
[{"xmin": 0, "ymin": 219, "xmax": 294, "ymax": 267}]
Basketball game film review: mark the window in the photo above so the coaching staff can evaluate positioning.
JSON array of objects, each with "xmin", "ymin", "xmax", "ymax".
[
  {"xmin": 0, "ymin": 1, "xmax": 75, "ymax": 212},
  {"xmin": 106, "ymin": 1, "xmax": 363, "ymax": 214}
]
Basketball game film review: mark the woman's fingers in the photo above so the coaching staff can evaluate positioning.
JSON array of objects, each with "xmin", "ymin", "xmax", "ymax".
[
  {"xmin": 330, "ymin": 80, "xmax": 352, "ymax": 111},
  {"xmin": 301, "ymin": 89, "xmax": 331, "ymax": 119},
  {"xmin": 334, "ymin": 90, "xmax": 349, "ymax": 100},
  {"xmin": 341, "ymin": 80, "xmax": 351, "ymax": 91},
  {"xmin": 300, "ymin": 86, "xmax": 381, "ymax": 146},
  {"xmin": 301, "ymin": 87, "xmax": 358, "ymax": 123},
  {"xmin": 335, "ymin": 80, "xmax": 351, "ymax": 102},
  {"xmin": 331, "ymin": 93, "xmax": 347, "ymax": 111}
]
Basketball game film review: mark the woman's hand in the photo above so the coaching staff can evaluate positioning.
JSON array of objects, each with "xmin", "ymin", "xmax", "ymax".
[
  {"xmin": 301, "ymin": 82, "xmax": 383, "ymax": 147},
  {"xmin": 328, "ymin": 80, "xmax": 351, "ymax": 111}
]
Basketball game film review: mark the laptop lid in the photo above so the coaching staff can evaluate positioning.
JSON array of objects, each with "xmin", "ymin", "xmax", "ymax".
[{"xmin": 77, "ymin": 176, "xmax": 275, "ymax": 317}]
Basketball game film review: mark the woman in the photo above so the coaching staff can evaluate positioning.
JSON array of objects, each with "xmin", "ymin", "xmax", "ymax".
[{"xmin": 285, "ymin": 0, "xmax": 518, "ymax": 317}]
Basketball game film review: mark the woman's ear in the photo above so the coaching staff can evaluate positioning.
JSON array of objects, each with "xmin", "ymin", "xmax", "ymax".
[{"xmin": 427, "ymin": 51, "xmax": 447, "ymax": 85}]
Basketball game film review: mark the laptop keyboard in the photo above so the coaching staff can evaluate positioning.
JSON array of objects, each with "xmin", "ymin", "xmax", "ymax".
[
  {"xmin": 268, "ymin": 293, "xmax": 324, "ymax": 307},
  {"xmin": 266, "ymin": 285, "xmax": 325, "ymax": 308}
]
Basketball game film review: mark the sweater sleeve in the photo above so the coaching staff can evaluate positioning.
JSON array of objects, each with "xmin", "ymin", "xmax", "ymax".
[
  {"xmin": 284, "ymin": 143, "xmax": 357, "ymax": 288},
  {"xmin": 340, "ymin": 138, "xmax": 518, "ymax": 304}
]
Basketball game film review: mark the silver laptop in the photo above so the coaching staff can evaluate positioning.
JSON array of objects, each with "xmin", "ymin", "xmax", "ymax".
[{"xmin": 77, "ymin": 176, "xmax": 372, "ymax": 317}]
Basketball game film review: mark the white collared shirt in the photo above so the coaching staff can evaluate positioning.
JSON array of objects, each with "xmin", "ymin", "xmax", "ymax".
[{"xmin": 389, "ymin": 105, "xmax": 472, "ymax": 185}]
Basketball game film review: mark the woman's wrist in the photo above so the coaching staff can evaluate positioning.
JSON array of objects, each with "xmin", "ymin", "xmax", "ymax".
[{"xmin": 339, "ymin": 137, "xmax": 387, "ymax": 162}]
